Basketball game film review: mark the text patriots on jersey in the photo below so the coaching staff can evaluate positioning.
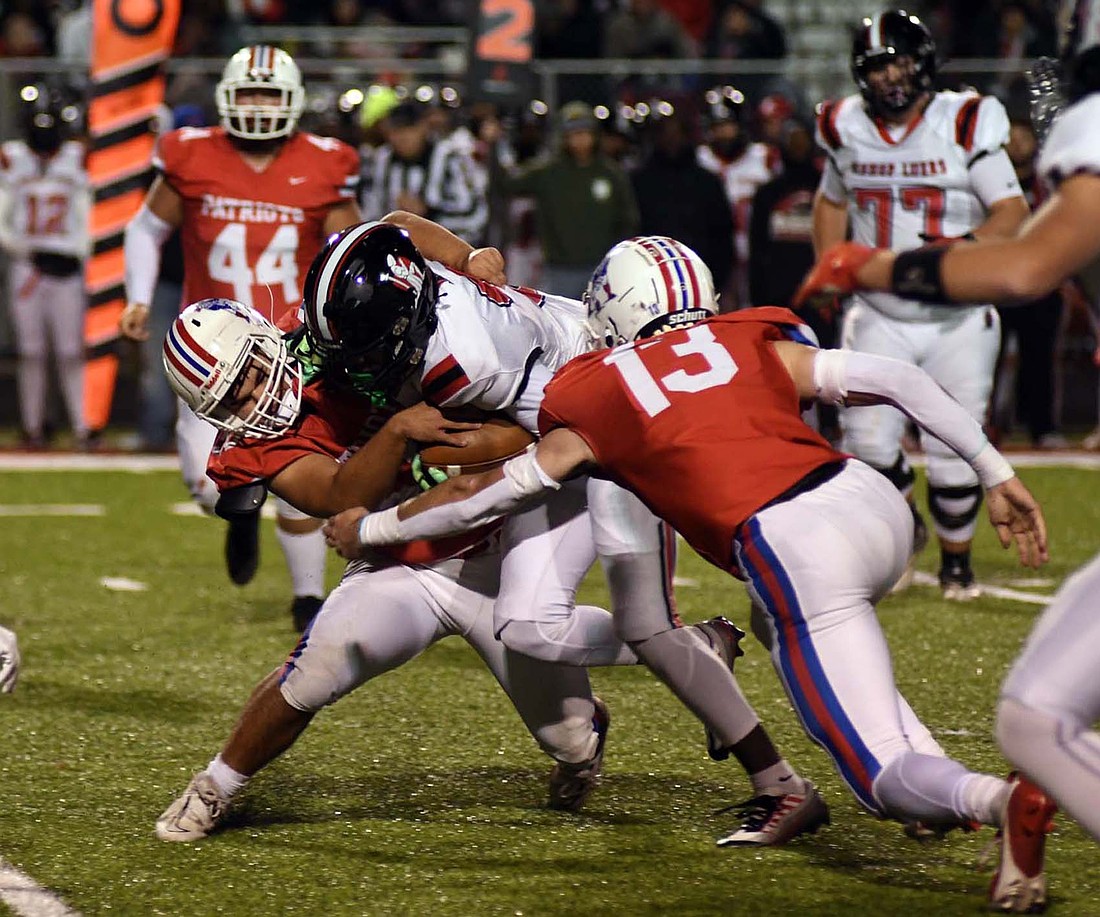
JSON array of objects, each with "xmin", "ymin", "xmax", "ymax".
[
  {"xmin": 200, "ymin": 194, "xmax": 305, "ymax": 225},
  {"xmin": 383, "ymin": 254, "xmax": 424, "ymax": 294},
  {"xmin": 851, "ymin": 158, "xmax": 948, "ymax": 178}
]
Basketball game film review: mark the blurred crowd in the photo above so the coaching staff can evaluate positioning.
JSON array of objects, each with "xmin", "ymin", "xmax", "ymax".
[{"xmin": 0, "ymin": 0, "xmax": 1095, "ymax": 451}]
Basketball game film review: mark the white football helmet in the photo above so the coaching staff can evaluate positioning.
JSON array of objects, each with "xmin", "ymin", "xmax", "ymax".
[
  {"xmin": 585, "ymin": 236, "xmax": 718, "ymax": 348},
  {"xmin": 215, "ymin": 45, "xmax": 305, "ymax": 141},
  {"xmin": 163, "ymin": 298, "xmax": 303, "ymax": 439}
]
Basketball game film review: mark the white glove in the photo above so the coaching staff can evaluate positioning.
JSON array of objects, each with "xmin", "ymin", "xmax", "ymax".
[{"xmin": 0, "ymin": 625, "xmax": 20, "ymax": 694}]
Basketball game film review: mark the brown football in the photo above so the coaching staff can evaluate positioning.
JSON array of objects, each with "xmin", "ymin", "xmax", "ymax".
[{"xmin": 418, "ymin": 414, "xmax": 535, "ymax": 477}]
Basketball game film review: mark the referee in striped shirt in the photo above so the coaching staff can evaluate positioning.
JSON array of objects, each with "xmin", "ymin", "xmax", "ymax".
[{"xmin": 363, "ymin": 101, "xmax": 489, "ymax": 245}]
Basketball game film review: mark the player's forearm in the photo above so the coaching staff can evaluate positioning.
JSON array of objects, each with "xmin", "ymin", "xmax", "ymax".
[
  {"xmin": 358, "ymin": 451, "xmax": 560, "ymax": 546},
  {"xmin": 970, "ymin": 196, "xmax": 1029, "ymax": 242},
  {"xmin": 327, "ymin": 425, "xmax": 414, "ymax": 512},
  {"xmin": 812, "ymin": 192, "xmax": 849, "ymax": 257},
  {"xmin": 813, "ymin": 349, "xmax": 1014, "ymax": 488},
  {"xmin": 381, "ymin": 210, "xmax": 473, "ymax": 270},
  {"xmin": 123, "ymin": 205, "xmax": 173, "ymax": 305}
]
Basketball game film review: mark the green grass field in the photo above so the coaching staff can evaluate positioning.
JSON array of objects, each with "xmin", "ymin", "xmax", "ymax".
[{"xmin": 0, "ymin": 464, "xmax": 1097, "ymax": 916}]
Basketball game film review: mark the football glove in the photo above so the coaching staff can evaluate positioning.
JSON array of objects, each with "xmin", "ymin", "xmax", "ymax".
[{"xmin": 793, "ymin": 242, "xmax": 877, "ymax": 309}]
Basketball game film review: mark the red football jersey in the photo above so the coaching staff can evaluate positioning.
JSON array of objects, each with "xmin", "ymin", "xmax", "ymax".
[
  {"xmin": 155, "ymin": 127, "xmax": 359, "ymax": 322},
  {"xmin": 208, "ymin": 384, "xmax": 493, "ymax": 565},
  {"xmin": 538, "ymin": 307, "xmax": 844, "ymax": 571}
]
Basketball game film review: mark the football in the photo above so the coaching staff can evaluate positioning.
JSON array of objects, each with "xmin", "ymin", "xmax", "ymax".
[{"xmin": 415, "ymin": 413, "xmax": 535, "ymax": 488}]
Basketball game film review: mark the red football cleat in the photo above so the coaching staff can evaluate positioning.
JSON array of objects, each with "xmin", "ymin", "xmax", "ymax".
[{"xmin": 989, "ymin": 772, "xmax": 1057, "ymax": 913}]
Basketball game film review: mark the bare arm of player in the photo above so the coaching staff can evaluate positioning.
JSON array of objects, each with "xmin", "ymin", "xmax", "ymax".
[
  {"xmin": 811, "ymin": 189, "xmax": 849, "ymax": 257},
  {"xmin": 120, "ymin": 176, "xmax": 182, "ymax": 341},
  {"xmin": 267, "ymin": 403, "xmax": 480, "ymax": 518},
  {"xmin": 323, "ymin": 428, "xmax": 596, "ymax": 559},
  {"xmin": 970, "ymin": 194, "xmax": 1030, "ymax": 242},
  {"xmin": 772, "ymin": 339, "xmax": 1048, "ymax": 567},
  {"xmin": 804, "ymin": 174, "xmax": 1100, "ymax": 305},
  {"xmin": 322, "ymin": 199, "xmax": 362, "ymax": 235},
  {"xmin": 381, "ymin": 209, "xmax": 506, "ymax": 284}
]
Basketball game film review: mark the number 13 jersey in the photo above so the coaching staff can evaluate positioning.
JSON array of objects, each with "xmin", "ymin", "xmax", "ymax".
[
  {"xmin": 538, "ymin": 307, "xmax": 843, "ymax": 570},
  {"xmin": 816, "ymin": 90, "xmax": 1020, "ymax": 321},
  {"xmin": 154, "ymin": 126, "xmax": 360, "ymax": 322}
]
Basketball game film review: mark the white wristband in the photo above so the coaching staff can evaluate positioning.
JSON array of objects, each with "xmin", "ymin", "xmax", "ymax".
[
  {"xmin": 971, "ymin": 443, "xmax": 1015, "ymax": 489},
  {"xmin": 358, "ymin": 507, "xmax": 401, "ymax": 546}
]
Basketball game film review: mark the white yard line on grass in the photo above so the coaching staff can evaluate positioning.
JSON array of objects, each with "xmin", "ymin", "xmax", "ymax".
[
  {"xmin": 0, "ymin": 858, "xmax": 80, "ymax": 917},
  {"xmin": 911, "ymin": 571, "xmax": 1053, "ymax": 605},
  {"xmin": 0, "ymin": 505, "xmax": 105, "ymax": 517}
]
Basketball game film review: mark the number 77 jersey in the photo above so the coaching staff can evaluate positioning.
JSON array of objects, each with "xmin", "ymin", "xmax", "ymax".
[
  {"xmin": 154, "ymin": 126, "xmax": 360, "ymax": 322},
  {"xmin": 538, "ymin": 307, "xmax": 844, "ymax": 571},
  {"xmin": 815, "ymin": 90, "xmax": 1022, "ymax": 320}
]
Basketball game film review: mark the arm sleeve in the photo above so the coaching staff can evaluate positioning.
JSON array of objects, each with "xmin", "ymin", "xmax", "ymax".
[
  {"xmin": 359, "ymin": 449, "xmax": 560, "ymax": 545},
  {"xmin": 813, "ymin": 349, "xmax": 1014, "ymax": 486},
  {"xmin": 123, "ymin": 204, "xmax": 173, "ymax": 305},
  {"xmin": 969, "ymin": 147, "xmax": 1024, "ymax": 208}
]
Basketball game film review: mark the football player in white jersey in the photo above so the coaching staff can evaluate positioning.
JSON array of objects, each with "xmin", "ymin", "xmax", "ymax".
[
  {"xmin": 0, "ymin": 624, "xmax": 19, "ymax": 694},
  {"xmin": 798, "ymin": 0, "xmax": 1100, "ymax": 864},
  {"xmin": 0, "ymin": 84, "xmax": 89, "ymax": 449},
  {"xmin": 696, "ymin": 85, "xmax": 779, "ymax": 310},
  {"xmin": 302, "ymin": 221, "xmax": 831, "ymax": 846},
  {"xmin": 811, "ymin": 10, "xmax": 1030, "ymax": 600}
]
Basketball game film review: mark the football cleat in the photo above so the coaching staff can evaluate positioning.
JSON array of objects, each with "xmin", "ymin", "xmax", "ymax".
[
  {"xmin": 225, "ymin": 512, "xmax": 260, "ymax": 586},
  {"xmin": 940, "ymin": 562, "xmax": 981, "ymax": 602},
  {"xmin": 155, "ymin": 772, "xmax": 232, "ymax": 842},
  {"xmin": 547, "ymin": 696, "xmax": 609, "ymax": 812},
  {"xmin": 715, "ymin": 780, "xmax": 830, "ymax": 847},
  {"xmin": 989, "ymin": 773, "xmax": 1057, "ymax": 913},
  {"xmin": 290, "ymin": 595, "xmax": 323, "ymax": 632},
  {"xmin": 691, "ymin": 616, "xmax": 746, "ymax": 760}
]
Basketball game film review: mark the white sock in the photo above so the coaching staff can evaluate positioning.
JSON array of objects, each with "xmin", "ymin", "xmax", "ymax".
[
  {"xmin": 960, "ymin": 773, "xmax": 1011, "ymax": 827},
  {"xmin": 750, "ymin": 759, "xmax": 801, "ymax": 797},
  {"xmin": 206, "ymin": 754, "xmax": 249, "ymax": 799},
  {"xmin": 274, "ymin": 525, "xmax": 326, "ymax": 598}
]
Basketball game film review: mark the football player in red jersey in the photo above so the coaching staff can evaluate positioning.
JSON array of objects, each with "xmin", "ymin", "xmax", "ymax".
[
  {"xmin": 327, "ymin": 236, "xmax": 1057, "ymax": 909},
  {"xmin": 120, "ymin": 45, "xmax": 362, "ymax": 629},
  {"xmin": 153, "ymin": 293, "xmax": 615, "ymax": 841}
]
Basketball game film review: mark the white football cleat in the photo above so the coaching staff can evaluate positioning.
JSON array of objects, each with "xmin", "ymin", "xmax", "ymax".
[
  {"xmin": 715, "ymin": 780, "xmax": 830, "ymax": 847},
  {"xmin": 155, "ymin": 772, "xmax": 231, "ymax": 842}
]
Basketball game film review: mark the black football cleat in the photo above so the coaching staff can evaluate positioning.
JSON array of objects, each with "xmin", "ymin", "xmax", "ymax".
[
  {"xmin": 290, "ymin": 595, "xmax": 324, "ymax": 632},
  {"xmin": 225, "ymin": 512, "xmax": 260, "ymax": 586}
]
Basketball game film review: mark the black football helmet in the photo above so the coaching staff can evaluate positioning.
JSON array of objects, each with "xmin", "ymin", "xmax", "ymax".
[
  {"xmin": 702, "ymin": 85, "xmax": 749, "ymax": 158},
  {"xmin": 302, "ymin": 221, "xmax": 438, "ymax": 404},
  {"xmin": 20, "ymin": 83, "xmax": 77, "ymax": 154},
  {"xmin": 851, "ymin": 10, "xmax": 936, "ymax": 116}
]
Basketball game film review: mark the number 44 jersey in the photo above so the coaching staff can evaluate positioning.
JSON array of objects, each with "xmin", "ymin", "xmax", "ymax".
[
  {"xmin": 154, "ymin": 126, "xmax": 359, "ymax": 321},
  {"xmin": 816, "ymin": 90, "xmax": 1022, "ymax": 321},
  {"xmin": 538, "ymin": 307, "xmax": 844, "ymax": 571}
]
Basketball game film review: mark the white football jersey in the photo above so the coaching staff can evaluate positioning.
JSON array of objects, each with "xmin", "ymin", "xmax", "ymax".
[
  {"xmin": 1038, "ymin": 93, "xmax": 1100, "ymax": 188},
  {"xmin": 817, "ymin": 91, "xmax": 1018, "ymax": 321},
  {"xmin": 697, "ymin": 141, "xmax": 777, "ymax": 263},
  {"xmin": 408, "ymin": 263, "xmax": 590, "ymax": 430},
  {"xmin": 0, "ymin": 139, "xmax": 88, "ymax": 257}
]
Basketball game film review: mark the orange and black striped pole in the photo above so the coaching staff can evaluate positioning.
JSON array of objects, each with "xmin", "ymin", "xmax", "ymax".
[{"xmin": 85, "ymin": 0, "xmax": 179, "ymax": 432}]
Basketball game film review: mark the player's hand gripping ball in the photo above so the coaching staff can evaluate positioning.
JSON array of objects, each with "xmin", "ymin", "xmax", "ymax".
[{"xmin": 412, "ymin": 412, "xmax": 535, "ymax": 491}]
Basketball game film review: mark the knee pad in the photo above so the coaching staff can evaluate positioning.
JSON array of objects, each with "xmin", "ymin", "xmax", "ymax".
[
  {"xmin": 498, "ymin": 620, "xmax": 562, "ymax": 664},
  {"xmin": 533, "ymin": 710, "xmax": 598, "ymax": 765},
  {"xmin": 928, "ymin": 483, "xmax": 982, "ymax": 533},
  {"xmin": 871, "ymin": 750, "xmax": 972, "ymax": 824},
  {"xmin": 873, "ymin": 453, "xmax": 916, "ymax": 495},
  {"xmin": 996, "ymin": 697, "xmax": 1061, "ymax": 772}
]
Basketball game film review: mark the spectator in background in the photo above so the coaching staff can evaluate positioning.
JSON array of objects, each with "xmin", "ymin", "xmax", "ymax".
[
  {"xmin": 696, "ymin": 86, "xmax": 779, "ymax": 309},
  {"xmin": 364, "ymin": 101, "xmax": 489, "ymax": 245},
  {"xmin": 990, "ymin": 107, "xmax": 1067, "ymax": 449},
  {"xmin": 536, "ymin": 0, "xmax": 606, "ymax": 106},
  {"xmin": 0, "ymin": 10, "xmax": 47, "ymax": 56},
  {"xmin": 747, "ymin": 118, "xmax": 836, "ymax": 438},
  {"xmin": 605, "ymin": 0, "xmax": 697, "ymax": 59},
  {"xmin": 632, "ymin": 108, "xmax": 734, "ymax": 296},
  {"xmin": 497, "ymin": 101, "xmax": 639, "ymax": 298},
  {"xmin": 707, "ymin": 0, "xmax": 786, "ymax": 60}
]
